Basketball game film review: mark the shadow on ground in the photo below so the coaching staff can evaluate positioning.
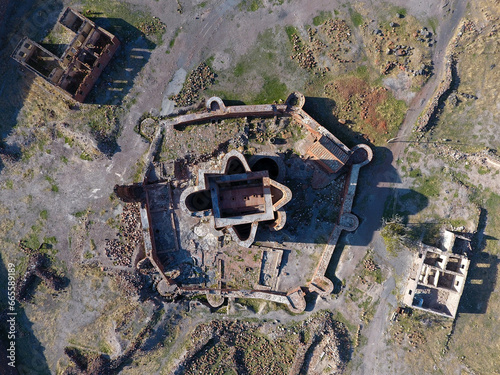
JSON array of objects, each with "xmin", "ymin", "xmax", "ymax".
[
  {"xmin": 459, "ymin": 208, "xmax": 499, "ymax": 314},
  {"xmin": 303, "ymin": 96, "xmax": 370, "ymax": 148},
  {"xmin": 0, "ymin": 252, "xmax": 51, "ymax": 375},
  {"xmin": 301, "ymin": 99, "xmax": 430, "ymax": 291},
  {"xmin": 0, "ymin": 0, "xmax": 63, "ymax": 173},
  {"xmin": 85, "ymin": 16, "xmax": 155, "ymax": 105}
]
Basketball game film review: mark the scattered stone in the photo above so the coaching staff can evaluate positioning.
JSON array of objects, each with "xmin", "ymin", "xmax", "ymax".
[
  {"xmin": 171, "ymin": 62, "xmax": 216, "ymax": 107},
  {"xmin": 448, "ymin": 93, "xmax": 459, "ymax": 106},
  {"xmin": 105, "ymin": 203, "xmax": 142, "ymax": 267},
  {"xmin": 290, "ymin": 33, "xmax": 317, "ymax": 69}
]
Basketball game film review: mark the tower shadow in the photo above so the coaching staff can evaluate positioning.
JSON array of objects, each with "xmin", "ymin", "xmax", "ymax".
[{"xmin": 0, "ymin": 252, "xmax": 51, "ymax": 374}]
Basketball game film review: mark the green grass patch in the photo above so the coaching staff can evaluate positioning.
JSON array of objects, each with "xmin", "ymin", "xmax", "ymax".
[
  {"xmin": 478, "ymin": 166, "xmax": 490, "ymax": 175},
  {"xmin": 82, "ymin": 0, "xmax": 164, "ymax": 44},
  {"xmin": 408, "ymin": 168, "xmax": 422, "ymax": 178},
  {"xmin": 240, "ymin": 0, "xmax": 263, "ymax": 12},
  {"xmin": 380, "ymin": 217, "xmax": 415, "ymax": 256},
  {"xmin": 427, "ymin": 17, "xmax": 438, "ymax": 33},
  {"xmin": 43, "ymin": 236, "xmax": 58, "ymax": 245},
  {"xmin": 285, "ymin": 25, "xmax": 299, "ymax": 42},
  {"xmin": 392, "ymin": 6, "xmax": 407, "ymax": 17},
  {"xmin": 206, "ymin": 27, "xmax": 298, "ymax": 106},
  {"xmin": 348, "ymin": 287, "xmax": 363, "ymax": 302},
  {"xmin": 414, "ymin": 174, "xmax": 441, "ymax": 198},
  {"xmin": 354, "ymin": 65, "xmax": 369, "ymax": 81},
  {"xmin": 98, "ymin": 340, "xmax": 112, "ymax": 355},
  {"xmin": 73, "ymin": 209, "xmax": 89, "ymax": 218},
  {"xmin": 133, "ymin": 156, "xmax": 146, "ymax": 183},
  {"xmin": 333, "ymin": 311, "xmax": 357, "ymax": 333},
  {"xmin": 83, "ymin": 105, "xmax": 121, "ymax": 142},
  {"xmin": 349, "ymin": 9, "xmax": 363, "ymax": 27},
  {"xmin": 168, "ymin": 27, "xmax": 181, "ymax": 49},
  {"xmin": 39, "ymin": 210, "xmax": 48, "ymax": 220},
  {"xmin": 234, "ymin": 61, "xmax": 247, "ymax": 77},
  {"xmin": 205, "ymin": 55, "xmax": 215, "ymax": 68},
  {"xmin": 23, "ymin": 222, "xmax": 44, "ymax": 251},
  {"xmin": 376, "ymin": 95, "xmax": 407, "ymax": 133},
  {"xmin": 313, "ymin": 10, "xmax": 332, "ymax": 26},
  {"xmin": 236, "ymin": 298, "xmax": 263, "ymax": 312},
  {"xmin": 406, "ymin": 150, "xmax": 421, "ymax": 165},
  {"xmin": 254, "ymin": 76, "xmax": 287, "ymax": 103},
  {"xmin": 80, "ymin": 152, "xmax": 93, "ymax": 161},
  {"xmin": 44, "ymin": 176, "xmax": 59, "ymax": 193}
]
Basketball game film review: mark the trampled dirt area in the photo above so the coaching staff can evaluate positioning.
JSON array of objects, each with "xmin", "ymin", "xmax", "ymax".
[{"xmin": 0, "ymin": 0, "xmax": 499, "ymax": 374}]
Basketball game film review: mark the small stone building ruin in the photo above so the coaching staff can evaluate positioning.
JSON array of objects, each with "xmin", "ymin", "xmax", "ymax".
[
  {"xmin": 403, "ymin": 230, "xmax": 472, "ymax": 318},
  {"xmin": 12, "ymin": 7, "xmax": 119, "ymax": 102}
]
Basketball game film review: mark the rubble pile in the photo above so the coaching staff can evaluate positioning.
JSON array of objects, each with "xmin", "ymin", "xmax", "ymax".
[
  {"xmin": 407, "ymin": 330, "xmax": 426, "ymax": 348},
  {"xmin": 112, "ymin": 270, "xmax": 149, "ymax": 297},
  {"xmin": 322, "ymin": 19, "xmax": 352, "ymax": 43},
  {"xmin": 363, "ymin": 256, "xmax": 378, "ymax": 272},
  {"xmin": 105, "ymin": 203, "xmax": 142, "ymax": 267},
  {"xmin": 171, "ymin": 63, "xmax": 216, "ymax": 107},
  {"xmin": 138, "ymin": 16, "xmax": 166, "ymax": 36},
  {"xmin": 290, "ymin": 33, "xmax": 317, "ymax": 70},
  {"xmin": 299, "ymin": 315, "xmax": 351, "ymax": 374},
  {"xmin": 321, "ymin": 20, "xmax": 354, "ymax": 64},
  {"xmin": 414, "ymin": 27, "xmax": 435, "ymax": 46},
  {"xmin": 307, "ymin": 27, "xmax": 327, "ymax": 52}
]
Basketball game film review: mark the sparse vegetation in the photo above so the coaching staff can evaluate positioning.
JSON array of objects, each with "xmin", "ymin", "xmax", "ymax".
[
  {"xmin": 349, "ymin": 9, "xmax": 363, "ymax": 27},
  {"xmin": 254, "ymin": 76, "xmax": 287, "ymax": 103},
  {"xmin": 313, "ymin": 11, "xmax": 332, "ymax": 26},
  {"xmin": 239, "ymin": 0, "xmax": 263, "ymax": 12},
  {"xmin": 380, "ymin": 216, "xmax": 415, "ymax": 256}
]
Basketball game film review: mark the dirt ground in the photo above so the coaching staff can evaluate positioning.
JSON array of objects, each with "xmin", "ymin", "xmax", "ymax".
[{"xmin": 0, "ymin": 0, "xmax": 499, "ymax": 374}]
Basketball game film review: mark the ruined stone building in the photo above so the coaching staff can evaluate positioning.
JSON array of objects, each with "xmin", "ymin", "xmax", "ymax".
[
  {"xmin": 115, "ymin": 92, "xmax": 372, "ymax": 313},
  {"xmin": 180, "ymin": 150, "xmax": 292, "ymax": 248},
  {"xmin": 403, "ymin": 230, "xmax": 472, "ymax": 318},
  {"xmin": 12, "ymin": 7, "xmax": 119, "ymax": 102}
]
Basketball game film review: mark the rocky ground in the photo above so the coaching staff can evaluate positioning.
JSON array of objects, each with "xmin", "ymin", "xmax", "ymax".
[
  {"xmin": 172, "ymin": 311, "xmax": 351, "ymax": 375},
  {"xmin": 0, "ymin": 0, "xmax": 499, "ymax": 374}
]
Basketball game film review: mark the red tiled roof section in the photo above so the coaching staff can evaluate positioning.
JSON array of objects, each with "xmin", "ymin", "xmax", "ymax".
[{"xmin": 307, "ymin": 136, "xmax": 349, "ymax": 173}]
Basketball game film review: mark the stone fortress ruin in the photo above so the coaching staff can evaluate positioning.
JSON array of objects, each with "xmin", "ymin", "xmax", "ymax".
[{"xmin": 117, "ymin": 92, "xmax": 372, "ymax": 312}]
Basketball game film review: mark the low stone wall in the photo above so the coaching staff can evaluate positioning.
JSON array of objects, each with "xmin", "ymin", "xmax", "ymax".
[{"xmin": 309, "ymin": 144, "xmax": 372, "ymax": 296}]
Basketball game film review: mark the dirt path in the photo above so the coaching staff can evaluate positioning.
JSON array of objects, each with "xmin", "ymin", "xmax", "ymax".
[
  {"xmin": 347, "ymin": 1, "xmax": 468, "ymax": 374},
  {"xmin": 390, "ymin": 0, "xmax": 468, "ymax": 162}
]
